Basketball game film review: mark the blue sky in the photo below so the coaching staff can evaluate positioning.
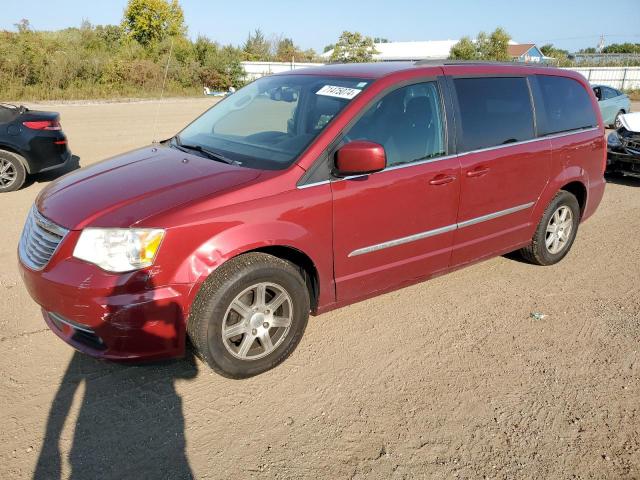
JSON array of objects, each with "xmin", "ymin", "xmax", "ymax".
[{"xmin": 2, "ymin": 0, "xmax": 639, "ymax": 53}]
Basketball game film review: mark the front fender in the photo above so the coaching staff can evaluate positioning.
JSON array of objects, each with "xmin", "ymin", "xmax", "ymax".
[
  {"xmin": 182, "ymin": 221, "xmax": 311, "ymax": 282},
  {"xmin": 172, "ymin": 219, "xmax": 333, "ymax": 312}
]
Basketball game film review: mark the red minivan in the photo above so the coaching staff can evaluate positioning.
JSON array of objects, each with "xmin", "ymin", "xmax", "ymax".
[{"xmin": 19, "ymin": 62, "xmax": 605, "ymax": 378}]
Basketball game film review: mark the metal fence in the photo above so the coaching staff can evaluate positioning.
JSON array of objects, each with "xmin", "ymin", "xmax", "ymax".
[{"xmin": 560, "ymin": 67, "xmax": 639, "ymax": 90}]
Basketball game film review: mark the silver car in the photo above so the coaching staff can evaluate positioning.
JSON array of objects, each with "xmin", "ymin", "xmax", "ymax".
[{"xmin": 592, "ymin": 85, "xmax": 632, "ymax": 128}]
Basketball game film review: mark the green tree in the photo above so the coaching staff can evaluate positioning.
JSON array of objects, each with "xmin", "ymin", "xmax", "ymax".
[
  {"xmin": 323, "ymin": 43, "xmax": 334, "ymax": 53},
  {"xmin": 486, "ymin": 27, "xmax": 510, "ymax": 61},
  {"xmin": 449, "ymin": 36, "xmax": 477, "ymax": 60},
  {"xmin": 540, "ymin": 43, "xmax": 567, "ymax": 57},
  {"xmin": 449, "ymin": 28, "xmax": 511, "ymax": 61},
  {"xmin": 14, "ymin": 19, "xmax": 31, "ymax": 33},
  {"xmin": 329, "ymin": 31, "xmax": 378, "ymax": 63},
  {"xmin": 540, "ymin": 43, "xmax": 573, "ymax": 65},
  {"xmin": 242, "ymin": 29, "xmax": 271, "ymax": 61},
  {"xmin": 302, "ymin": 48, "xmax": 318, "ymax": 62},
  {"xmin": 275, "ymin": 37, "xmax": 297, "ymax": 62},
  {"xmin": 273, "ymin": 37, "xmax": 315, "ymax": 62},
  {"xmin": 121, "ymin": 0, "xmax": 185, "ymax": 46},
  {"xmin": 602, "ymin": 43, "xmax": 640, "ymax": 54}
]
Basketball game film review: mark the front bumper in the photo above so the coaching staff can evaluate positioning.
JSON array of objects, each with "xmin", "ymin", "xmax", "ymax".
[
  {"xmin": 607, "ymin": 148, "xmax": 640, "ymax": 177},
  {"xmin": 19, "ymin": 255, "xmax": 192, "ymax": 361}
]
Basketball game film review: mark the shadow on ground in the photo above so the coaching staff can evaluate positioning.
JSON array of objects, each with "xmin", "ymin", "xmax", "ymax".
[
  {"xmin": 605, "ymin": 172, "xmax": 640, "ymax": 187},
  {"xmin": 33, "ymin": 352, "xmax": 198, "ymax": 480}
]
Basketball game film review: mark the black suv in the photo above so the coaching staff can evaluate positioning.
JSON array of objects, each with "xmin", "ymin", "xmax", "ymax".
[{"xmin": 0, "ymin": 103, "xmax": 71, "ymax": 192}]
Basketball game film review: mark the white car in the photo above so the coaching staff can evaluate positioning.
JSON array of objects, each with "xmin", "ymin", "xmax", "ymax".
[{"xmin": 607, "ymin": 112, "xmax": 640, "ymax": 178}]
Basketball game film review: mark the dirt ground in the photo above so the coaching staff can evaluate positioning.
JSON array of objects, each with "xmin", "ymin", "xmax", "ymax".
[{"xmin": 1, "ymin": 98, "xmax": 639, "ymax": 480}]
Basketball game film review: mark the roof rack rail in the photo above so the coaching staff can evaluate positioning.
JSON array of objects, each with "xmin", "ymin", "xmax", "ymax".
[{"xmin": 413, "ymin": 59, "xmax": 554, "ymax": 67}]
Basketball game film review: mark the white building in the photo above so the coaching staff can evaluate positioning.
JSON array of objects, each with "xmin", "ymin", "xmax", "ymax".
[
  {"xmin": 241, "ymin": 61, "xmax": 325, "ymax": 81},
  {"xmin": 321, "ymin": 40, "xmax": 459, "ymax": 62},
  {"xmin": 321, "ymin": 39, "xmax": 552, "ymax": 63}
]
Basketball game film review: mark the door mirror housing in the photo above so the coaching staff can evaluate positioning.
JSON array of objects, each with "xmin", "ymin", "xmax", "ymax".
[{"xmin": 335, "ymin": 141, "xmax": 386, "ymax": 176}]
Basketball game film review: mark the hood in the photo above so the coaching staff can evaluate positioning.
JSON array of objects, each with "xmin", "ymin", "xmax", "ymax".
[
  {"xmin": 619, "ymin": 112, "xmax": 640, "ymax": 133},
  {"xmin": 37, "ymin": 145, "xmax": 261, "ymax": 229}
]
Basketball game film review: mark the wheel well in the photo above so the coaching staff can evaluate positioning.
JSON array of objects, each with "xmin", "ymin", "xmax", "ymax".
[
  {"xmin": 0, "ymin": 145, "xmax": 29, "ymax": 173},
  {"xmin": 249, "ymin": 246, "xmax": 320, "ymax": 312},
  {"xmin": 561, "ymin": 181, "xmax": 587, "ymax": 217}
]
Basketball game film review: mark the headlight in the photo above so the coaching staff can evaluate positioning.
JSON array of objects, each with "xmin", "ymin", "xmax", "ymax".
[
  {"xmin": 607, "ymin": 132, "xmax": 622, "ymax": 148},
  {"xmin": 73, "ymin": 228, "xmax": 165, "ymax": 273}
]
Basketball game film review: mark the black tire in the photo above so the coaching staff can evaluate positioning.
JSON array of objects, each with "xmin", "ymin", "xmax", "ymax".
[
  {"xmin": 187, "ymin": 252, "xmax": 310, "ymax": 378},
  {"xmin": 0, "ymin": 150, "xmax": 27, "ymax": 192},
  {"xmin": 519, "ymin": 191, "xmax": 580, "ymax": 266},
  {"xmin": 613, "ymin": 110, "xmax": 625, "ymax": 129}
]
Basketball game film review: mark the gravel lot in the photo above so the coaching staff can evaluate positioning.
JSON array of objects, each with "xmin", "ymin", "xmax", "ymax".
[{"xmin": 1, "ymin": 98, "xmax": 639, "ymax": 479}]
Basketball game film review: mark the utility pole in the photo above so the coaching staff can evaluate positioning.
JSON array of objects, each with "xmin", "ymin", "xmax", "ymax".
[{"xmin": 597, "ymin": 34, "xmax": 605, "ymax": 53}]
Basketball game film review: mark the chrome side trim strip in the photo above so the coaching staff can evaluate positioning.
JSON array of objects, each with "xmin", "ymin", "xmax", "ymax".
[
  {"xmin": 349, "ymin": 224, "xmax": 457, "ymax": 257},
  {"xmin": 296, "ymin": 180, "xmax": 331, "ymax": 189},
  {"xmin": 384, "ymin": 153, "xmax": 458, "ymax": 172},
  {"xmin": 348, "ymin": 201, "xmax": 535, "ymax": 257},
  {"xmin": 457, "ymin": 202, "xmax": 535, "ymax": 228}
]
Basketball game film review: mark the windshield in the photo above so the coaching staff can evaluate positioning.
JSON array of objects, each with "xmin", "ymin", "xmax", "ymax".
[{"xmin": 176, "ymin": 75, "xmax": 370, "ymax": 170}]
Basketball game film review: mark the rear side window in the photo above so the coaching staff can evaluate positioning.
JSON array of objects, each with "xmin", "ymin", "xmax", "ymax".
[
  {"xmin": 453, "ymin": 77, "xmax": 534, "ymax": 152},
  {"xmin": 602, "ymin": 86, "xmax": 619, "ymax": 100},
  {"xmin": 535, "ymin": 75, "xmax": 598, "ymax": 135}
]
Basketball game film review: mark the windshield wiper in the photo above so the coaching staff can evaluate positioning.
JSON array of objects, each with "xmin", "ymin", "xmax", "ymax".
[{"xmin": 172, "ymin": 136, "xmax": 236, "ymax": 165}]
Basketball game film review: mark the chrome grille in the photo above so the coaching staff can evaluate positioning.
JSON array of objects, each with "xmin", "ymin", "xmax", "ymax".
[{"xmin": 19, "ymin": 206, "xmax": 68, "ymax": 270}]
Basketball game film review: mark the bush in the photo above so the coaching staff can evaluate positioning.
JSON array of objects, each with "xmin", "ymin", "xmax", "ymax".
[
  {"xmin": 626, "ymin": 89, "xmax": 640, "ymax": 101},
  {"xmin": 0, "ymin": 23, "xmax": 245, "ymax": 101}
]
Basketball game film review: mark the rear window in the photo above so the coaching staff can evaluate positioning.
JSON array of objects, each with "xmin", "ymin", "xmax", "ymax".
[
  {"xmin": 453, "ymin": 77, "xmax": 535, "ymax": 152},
  {"xmin": 536, "ymin": 75, "xmax": 597, "ymax": 135}
]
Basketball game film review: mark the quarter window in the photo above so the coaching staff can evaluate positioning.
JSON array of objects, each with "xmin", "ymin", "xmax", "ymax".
[
  {"xmin": 536, "ymin": 75, "xmax": 598, "ymax": 135},
  {"xmin": 453, "ymin": 77, "xmax": 535, "ymax": 152},
  {"xmin": 343, "ymin": 82, "xmax": 446, "ymax": 167}
]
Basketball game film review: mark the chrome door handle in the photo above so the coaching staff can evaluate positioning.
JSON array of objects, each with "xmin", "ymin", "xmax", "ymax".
[
  {"xmin": 466, "ymin": 167, "xmax": 490, "ymax": 178},
  {"xmin": 429, "ymin": 174, "xmax": 456, "ymax": 186}
]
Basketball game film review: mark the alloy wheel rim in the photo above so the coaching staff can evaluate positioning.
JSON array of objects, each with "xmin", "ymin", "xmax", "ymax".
[
  {"xmin": 221, "ymin": 282, "xmax": 293, "ymax": 360},
  {"xmin": 0, "ymin": 159, "xmax": 17, "ymax": 188},
  {"xmin": 545, "ymin": 206, "xmax": 573, "ymax": 254},
  {"xmin": 615, "ymin": 116, "xmax": 622, "ymax": 129}
]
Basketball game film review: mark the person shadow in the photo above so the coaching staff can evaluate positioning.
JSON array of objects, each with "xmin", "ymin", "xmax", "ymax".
[{"xmin": 33, "ymin": 273, "xmax": 199, "ymax": 480}]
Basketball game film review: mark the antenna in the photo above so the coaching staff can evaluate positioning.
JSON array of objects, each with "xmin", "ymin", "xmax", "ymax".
[{"xmin": 151, "ymin": 39, "xmax": 174, "ymax": 143}]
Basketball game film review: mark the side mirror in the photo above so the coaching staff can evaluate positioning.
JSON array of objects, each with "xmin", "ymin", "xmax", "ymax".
[{"xmin": 335, "ymin": 141, "xmax": 386, "ymax": 176}]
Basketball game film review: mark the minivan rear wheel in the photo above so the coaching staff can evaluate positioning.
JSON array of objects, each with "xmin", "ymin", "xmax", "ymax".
[
  {"xmin": 187, "ymin": 252, "xmax": 310, "ymax": 378},
  {"xmin": 519, "ymin": 191, "xmax": 580, "ymax": 266}
]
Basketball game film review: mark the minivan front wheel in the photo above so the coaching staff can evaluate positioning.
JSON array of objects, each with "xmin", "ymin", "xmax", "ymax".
[
  {"xmin": 519, "ymin": 191, "xmax": 580, "ymax": 266},
  {"xmin": 188, "ymin": 252, "xmax": 310, "ymax": 378}
]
